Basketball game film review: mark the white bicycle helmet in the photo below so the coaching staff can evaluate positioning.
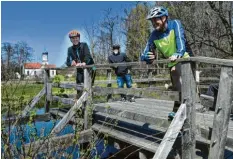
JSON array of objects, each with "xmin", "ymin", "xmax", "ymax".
[{"xmin": 146, "ymin": 6, "xmax": 168, "ymax": 20}]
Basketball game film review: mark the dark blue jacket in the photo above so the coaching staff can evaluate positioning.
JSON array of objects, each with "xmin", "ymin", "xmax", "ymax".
[{"xmin": 108, "ymin": 53, "xmax": 130, "ymax": 76}]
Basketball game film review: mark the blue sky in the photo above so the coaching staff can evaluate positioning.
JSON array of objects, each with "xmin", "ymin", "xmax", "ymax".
[{"xmin": 1, "ymin": 1, "xmax": 140, "ymax": 66}]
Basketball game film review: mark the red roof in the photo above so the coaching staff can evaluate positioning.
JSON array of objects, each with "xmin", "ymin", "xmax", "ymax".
[
  {"xmin": 24, "ymin": 63, "xmax": 56, "ymax": 69},
  {"xmin": 24, "ymin": 63, "xmax": 42, "ymax": 69}
]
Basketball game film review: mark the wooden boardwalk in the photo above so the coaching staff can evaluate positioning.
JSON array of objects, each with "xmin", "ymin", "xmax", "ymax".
[
  {"xmin": 3, "ymin": 56, "xmax": 233, "ymax": 159},
  {"xmin": 50, "ymin": 98, "xmax": 233, "ymax": 155}
]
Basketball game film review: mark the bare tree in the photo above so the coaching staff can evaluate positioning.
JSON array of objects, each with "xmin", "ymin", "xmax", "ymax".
[
  {"xmin": 1, "ymin": 42, "xmax": 14, "ymax": 69},
  {"xmin": 101, "ymin": 8, "xmax": 119, "ymax": 57},
  {"xmin": 1, "ymin": 41, "xmax": 34, "ymax": 80},
  {"xmin": 84, "ymin": 20, "xmax": 98, "ymax": 61},
  {"xmin": 14, "ymin": 41, "xmax": 34, "ymax": 76}
]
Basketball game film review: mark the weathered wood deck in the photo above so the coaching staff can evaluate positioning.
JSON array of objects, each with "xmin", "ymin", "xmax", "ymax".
[
  {"xmin": 3, "ymin": 56, "xmax": 233, "ymax": 159},
  {"xmin": 50, "ymin": 98, "xmax": 233, "ymax": 153}
]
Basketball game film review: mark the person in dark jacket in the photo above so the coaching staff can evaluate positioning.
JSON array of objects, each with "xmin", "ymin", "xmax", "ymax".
[
  {"xmin": 108, "ymin": 44, "xmax": 134, "ymax": 102},
  {"xmin": 66, "ymin": 30, "xmax": 94, "ymax": 97},
  {"xmin": 66, "ymin": 30, "xmax": 94, "ymax": 84}
]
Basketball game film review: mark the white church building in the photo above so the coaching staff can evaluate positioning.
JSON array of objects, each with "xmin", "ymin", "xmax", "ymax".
[{"xmin": 23, "ymin": 52, "xmax": 57, "ymax": 79}]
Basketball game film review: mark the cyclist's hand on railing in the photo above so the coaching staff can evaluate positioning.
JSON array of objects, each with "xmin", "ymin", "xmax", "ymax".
[
  {"xmin": 145, "ymin": 52, "xmax": 155, "ymax": 60},
  {"xmin": 71, "ymin": 60, "xmax": 77, "ymax": 66},
  {"xmin": 143, "ymin": 52, "xmax": 155, "ymax": 64},
  {"xmin": 171, "ymin": 66, "xmax": 176, "ymax": 71},
  {"xmin": 169, "ymin": 53, "xmax": 181, "ymax": 62},
  {"xmin": 76, "ymin": 62, "xmax": 86, "ymax": 67}
]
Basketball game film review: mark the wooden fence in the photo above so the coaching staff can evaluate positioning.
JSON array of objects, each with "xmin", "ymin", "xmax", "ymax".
[{"xmin": 12, "ymin": 56, "xmax": 233, "ymax": 159}]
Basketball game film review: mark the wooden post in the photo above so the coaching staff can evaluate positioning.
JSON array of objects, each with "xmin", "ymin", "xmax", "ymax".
[
  {"xmin": 22, "ymin": 88, "xmax": 46, "ymax": 116},
  {"xmin": 208, "ymin": 66, "xmax": 233, "ymax": 159},
  {"xmin": 148, "ymin": 67, "xmax": 153, "ymax": 87},
  {"xmin": 84, "ymin": 68, "xmax": 92, "ymax": 130},
  {"xmin": 153, "ymin": 104, "xmax": 186, "ymax": 159},
  {"xmin": 156, "ymin": 52, "xmax": 159, "ymax": 75},
  {"xmin": 162, "ymin": 63, "xmax": 166, "ymax": 74},
  {"xmin": 107, "ymin": 69, "xmax": 112, "ymax": 102},
  {"xmin": 51, "ymin": 92, "xmax": 88, "ymax": 134},
  {"xmin": 181, "ymin": 61, "xmax": 196, "ymax": 159},
  {"xmin": 44, "ymin": 69, "xmax": 51, "ymax": 113}
]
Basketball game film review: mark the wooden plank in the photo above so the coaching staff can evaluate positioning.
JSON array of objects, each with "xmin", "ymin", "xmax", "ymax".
[
  {"xmin": 52, "ymin": 82, "xmax": 83, "ymax": 90},
  {"xmin": 93, "ymin": 87, "xmax": 180, "ymax": 101},
  {"xmin": 200, "ymin": 94, "xmax": 214, "ymax": 102},
  {"xmin": 198, "ymin": 85, "xmax": 210, "ymax": 89},
  {"xmin": 94, "ymin": 78, "xmax": 170, "ymax": 84},
  {"xmin": 94, "ymin": 111, "xmax": 167, "ymax": 132},
  {"xmin": 92, "ymin": 123, "xmax": 159, "ymax": 153},
  {"xmin": 93, "ymin": 99, "xmax": 233, "ymax": 150},
  {"xmin": 95, "ymin": 77, "xmax": 217, "ymax": 85},
  {"xmin": 51, "ymin": 92, "xmax": 88, "ymax": 134},
  {"xmin": 93, "ymin": 99, "xmax": 226, "ymax": 129},
  {"xmin": 196, "ymin": 125, "xmax": 233, "ymax": 151},
  {"xmin": 24, "ymin": 129, "xmax": 93, "ymax": 154},
  {"xmin": 22, "ymin": 87, "xmax": 46, "ymax": 116},
  {"xmin": 53, "ymin": 80, "xmax": 216, "ymax": 89},
  {"xmin": 2, "ymin": 113, "xmax": 51, "ymax": 125},
  {"xmin": 188, "ymin": 57, "xmax": 233, "ymax": 67},
  {"xmin": 45, "ymin": 57, "xmax": 233, "ymax": 71},
  {"xmin": 1, "ymin": 80, "xmax": 44, "ymax": 84},
  {"xmin": 198, "ymin": 67, "xmax": 221, "ymax": 70},
  {"xmin": 49, "ymin": 109, "xmax": 83, "ymax": 124},
  {"xmin": 106, "ymin": 69, "xmax": 112, "ymax": 102},
  {"xmin": 200, "ymin": 94, "xmax": 214, "ymax": 110},
  {"xmin": 93, "ymin": 103, "xmax": 171, "ymax": 131},
  {"xmin": 52, "ymin": 96, "xmax": 75, "ymax": 105},
  {"xmin": 148, "ymin": 68, "xmax": 153, "ymax": 87},
  {"xmin": 84, "ymin": 68, "xmax": 92, "ymax": 129},
  {"xmin": 45, "ymin": 83, "xmax": 52, "ymax": 112},
  {"xmin": 199, "ymin": 77, "xmax": 219, "ymax": 81},
  {"xmin": 132, "ymin": 68, "xmax": 169, "ymax": 70},
  {"xmin": 44, "ymin": 69, "xmax": 50, "ymax": 113},
  {"xmin": 153, "ymin": 104, "xmax": 186, "ymax": 159},
  {"xmin": 209, "ymin": 66, "xmax": 233, "ymax": 159},
  {"xmin": 181, "ymin": 61, "xmax": 197, "ymax": 159}
]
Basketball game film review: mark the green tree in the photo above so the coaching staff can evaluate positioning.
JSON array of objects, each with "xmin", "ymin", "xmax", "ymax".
[{"xmin": 125, "ymin": 3, "xmax": 151, "ymax": 61}]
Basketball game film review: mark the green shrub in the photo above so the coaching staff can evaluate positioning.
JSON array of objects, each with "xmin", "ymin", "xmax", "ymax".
[{"xmin": 52, "ymin": 75, "xmax": 65, "ymax": 84}]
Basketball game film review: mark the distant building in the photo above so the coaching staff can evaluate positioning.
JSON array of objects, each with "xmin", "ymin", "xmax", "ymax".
[
  {"xmin": 42, "ymin": 52, "xmax": 49, "ymax": 65},
  {"xmin": 23, "ymin": 51, "xmax": 57, "ymax": 79},
  {"xmin": 23, "ymin": 63, "xmax": 57, "ymax": 78}
]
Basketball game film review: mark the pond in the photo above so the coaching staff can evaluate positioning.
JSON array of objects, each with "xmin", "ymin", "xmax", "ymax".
[{"xmin": 1, "ymin": 108, "xmax": 118, "ymax": 159}]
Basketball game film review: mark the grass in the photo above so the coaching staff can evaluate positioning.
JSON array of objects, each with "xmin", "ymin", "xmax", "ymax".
[
  {"xmin": 1, "ymin": 73, "xmax": 169, "ymax": 115},
  {"xmin": 1, "ymin": 83, "xmax": 45, "ymax": 115},
  {"xmin": 1, "ymin": 83, "xmax": 44, "ymax": 102}
]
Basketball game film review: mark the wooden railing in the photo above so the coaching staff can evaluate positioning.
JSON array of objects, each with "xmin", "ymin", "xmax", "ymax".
[{"xmin": 20, "ymin": 56, "xmax": 233, "ymax": 159}]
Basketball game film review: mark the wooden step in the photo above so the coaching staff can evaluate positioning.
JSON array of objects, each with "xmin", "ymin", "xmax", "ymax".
[
  {"xmin": 50, "ymin": 108, "xmax": 83, "ymax": 124},
  {"xmin": 94, "ymin": 112, "xmax": 167, "ymax": 136},
  {"xmin": 92, "ymin": 123, "xmax": 159, "ymax": 153},
  {"xmin": 93, "ymin": 103, "xmax": 171, "ymax": 131},
  {"xmin": 50, "ymin": 109, "xmax": 66, "ymax": 118},
  {"xmin": 200, "ymin": 94, "xmax": 215, "ymax": 109}
]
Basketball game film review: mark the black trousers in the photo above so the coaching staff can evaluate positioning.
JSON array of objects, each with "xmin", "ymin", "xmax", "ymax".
[
  {"xmin": 206, "ymin": 83, "xmax": 219, "ymax": 110},
  {"xmin": 76, "ymin": 71, "xmax": 84, "ymax": 97},
  {"xmin": 76, "ymin": 72, "xmax": 84, "ymax": 84}
]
